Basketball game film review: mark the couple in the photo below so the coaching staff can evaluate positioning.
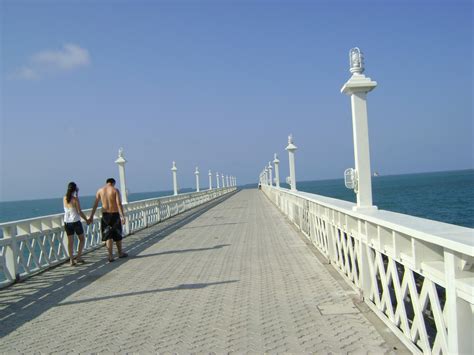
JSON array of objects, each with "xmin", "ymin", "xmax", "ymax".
[{"xmin": 63, "ymin": 178, "xmax": 128, "ymax": 266}]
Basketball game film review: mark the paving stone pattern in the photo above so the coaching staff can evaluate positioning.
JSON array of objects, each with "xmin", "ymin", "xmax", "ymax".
[{"xmin": 0, "ymin": 190, "xmax": 405, "ymax": 353}]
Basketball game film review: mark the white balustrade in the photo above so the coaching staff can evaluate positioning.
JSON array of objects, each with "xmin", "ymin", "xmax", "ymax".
[
  {"xmin": 261, "ymin": 184, "xmax": 473, "ymax": 355},
  {"xmin": 0, "ymin": 187, "xmax": 236, "ymax": 288}
]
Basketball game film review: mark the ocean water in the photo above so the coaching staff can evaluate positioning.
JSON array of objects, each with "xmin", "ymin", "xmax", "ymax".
[
  {"xmin": 279, "ymin": 169, "xmax": 474, "ymax": 228},
  {"xmin": 0, "ymin": 170, "xmax": 473, "ymax": 228}
]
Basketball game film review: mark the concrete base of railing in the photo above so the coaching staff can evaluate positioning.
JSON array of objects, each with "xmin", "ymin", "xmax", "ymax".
[{"xmin": 0, "ymin": 187, "xmax": 237, "ymax": 289}]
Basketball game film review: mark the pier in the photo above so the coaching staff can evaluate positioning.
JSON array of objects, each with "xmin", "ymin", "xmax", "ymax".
[{"xmin": 0, "ymin": 189, "xmax": 406, "ymax": 353}]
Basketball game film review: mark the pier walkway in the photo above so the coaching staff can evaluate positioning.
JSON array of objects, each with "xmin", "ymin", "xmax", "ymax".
[{"xmin": 0, "ymin": 190, "xmax": 405, "ymax": 353}]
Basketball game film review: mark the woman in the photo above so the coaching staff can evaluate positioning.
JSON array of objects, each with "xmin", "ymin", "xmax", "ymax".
[{"xmin": 63, "ymin": 182, "xmax": 88, "ymax": 266}]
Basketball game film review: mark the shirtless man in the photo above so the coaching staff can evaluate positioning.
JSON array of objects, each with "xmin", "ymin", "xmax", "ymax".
[{"xmin": 89, "ymin": 178, "xmax": 128, "ymax": 262}]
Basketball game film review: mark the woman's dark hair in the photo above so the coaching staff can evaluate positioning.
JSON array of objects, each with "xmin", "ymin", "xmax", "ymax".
[{"xmin": 66, "ymin": 182, "xmax": 77, "ymax": 203}]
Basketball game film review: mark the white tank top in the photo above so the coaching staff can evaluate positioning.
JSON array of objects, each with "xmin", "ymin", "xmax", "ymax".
[{"xmin": 64, "ymin": 201, "xmax": 81, "ymax": 223}]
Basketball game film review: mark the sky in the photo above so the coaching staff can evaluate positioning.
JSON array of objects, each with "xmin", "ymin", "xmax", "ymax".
[{"xmin": 0, "ymin": 0, "xmax": 472, "ymax": 201}]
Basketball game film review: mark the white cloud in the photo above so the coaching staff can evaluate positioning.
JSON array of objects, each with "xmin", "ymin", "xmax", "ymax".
[
  {"xmin": 10, "ymin": 43, "xmax": 91, "ymax": 80},
  {"xmin": 10, "ymin": 67, "xmax": 40, "ymax": 80},
  {"xmin": 32, "ymin": 43, "xmax": 90, "ymax": 70}
]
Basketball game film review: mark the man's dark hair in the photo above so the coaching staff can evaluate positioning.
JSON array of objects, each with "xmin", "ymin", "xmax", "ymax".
[{"xmin": 106, "ymin": 178, "xmax": 116, "ymax": 185}]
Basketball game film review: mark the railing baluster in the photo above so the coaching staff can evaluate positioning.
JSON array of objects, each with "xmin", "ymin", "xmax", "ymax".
[{"xmin": 3, "ymin": 226, "xmax": 19, "ymax": 282}]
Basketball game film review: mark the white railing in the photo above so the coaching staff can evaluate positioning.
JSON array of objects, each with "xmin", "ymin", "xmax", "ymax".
[
  {"xmin": 261, "ymin": 185, "xmax": 473, "ymax": 355},
  {"xmin": 0, "ymin": 187, "xmax": 236, "ymax": 288}
]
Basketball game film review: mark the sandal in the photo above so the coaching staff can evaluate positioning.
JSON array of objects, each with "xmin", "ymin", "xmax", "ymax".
[
  {"xmin": 108, "ymin": 258, "xmax": 115, "ymax": 263},
  {"xmin": 119, "ymin": 252, "xmax": 128, "ymax": 258},
  {"xmin": 75, "ymin": 257, "xmax": 85, "ymax": 264}
]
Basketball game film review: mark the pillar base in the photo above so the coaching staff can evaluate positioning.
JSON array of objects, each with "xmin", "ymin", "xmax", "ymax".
[{"xmin": 352, "ymin": 205, "xmax": 378, "ymax": 212}]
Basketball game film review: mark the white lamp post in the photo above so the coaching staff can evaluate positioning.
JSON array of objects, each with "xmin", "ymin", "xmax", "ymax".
[
  {"xmin": 222, "ymin": 174, "xmax": 225, "ymax": 188},
  {"xmin": 286, "ymin": 135, "xmax": 297, "ymax": 191},
  {"xmin": 341, "ymin": 47, "xmax": 377, "ymax": 211},
  {"xmin": 226, "ymin": 175, "xmax": 230, "ymax": 188},
  {"xmin": 171, "ymin": 161, "xmax": 178, "ymax": 196},
  {"xmin": 195, "ymin": 166, "xmax": 200, "ymax": 192},
  {"xmin": 268, "ymin": 162, "xmax": 273, "ymax": 187},
  {"xmin": 115, "ymin": 147, "xmax": 128, "ymax": 204},
  {"xmin": 208, "ymin": 170, "xmax": 212, "ymax": 190},
  {"xmin": 216, "ymin": 172, "xmax": 220, "ymax": 188},
  {"xmin": 273, "ymin": 153, "xmax": 280, "ymax": 188}
]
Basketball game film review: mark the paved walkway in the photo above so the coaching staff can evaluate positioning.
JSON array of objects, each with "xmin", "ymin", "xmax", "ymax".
[{"xmin": 0, "ymin": 190, "xmax": 406, "ymax": 354}]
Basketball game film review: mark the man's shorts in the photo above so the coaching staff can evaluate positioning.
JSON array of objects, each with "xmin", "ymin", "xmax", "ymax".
[
  {"xmin": 64, "ymin": 221, "xmax": 84, "ymax": 236},
  {"xmin": 101, "ymin": 212, "xmax": 123, "ymax": 241}
]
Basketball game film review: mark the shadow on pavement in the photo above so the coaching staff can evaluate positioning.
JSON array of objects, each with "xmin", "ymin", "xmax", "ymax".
[
  {"xmin": 132, "ymin": 244, "xmax": 230, "ymax": 258},
  {"xmin": 56, "ymin": 280, "xmax": 239, "ymax": 306},
  {"xmin": 0, "ymin": 190, "xmax": 238, "ymax": 337}
]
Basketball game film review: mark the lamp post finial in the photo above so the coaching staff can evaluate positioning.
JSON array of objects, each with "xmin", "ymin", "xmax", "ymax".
[{"xmin": 349, "ymin": 47, "xmax": 364, "ymax": 75}]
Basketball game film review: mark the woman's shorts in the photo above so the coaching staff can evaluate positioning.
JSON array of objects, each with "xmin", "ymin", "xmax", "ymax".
[{"xmin": 64, "ymin": 221, "xmax": 84, "ymax": 236}]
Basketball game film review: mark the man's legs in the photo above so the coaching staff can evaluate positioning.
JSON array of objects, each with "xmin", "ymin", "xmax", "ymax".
[
  {"xmin": 116, "ymin": 240, "xmax": 128, "ymax": 258},
  {"xmin": 106, "ymin": 239, "xmax": 114, "ymax": 261}
]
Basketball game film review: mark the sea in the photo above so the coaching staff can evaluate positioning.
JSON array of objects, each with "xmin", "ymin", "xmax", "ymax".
[{"xmin": 0, "ymin": 170, "xmax": 473, "ymax": 228}]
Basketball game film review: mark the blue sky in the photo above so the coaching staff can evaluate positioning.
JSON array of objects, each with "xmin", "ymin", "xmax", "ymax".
[{"xmin": 1, "ymin": 0, "xmax": 472, "ymax": 201}]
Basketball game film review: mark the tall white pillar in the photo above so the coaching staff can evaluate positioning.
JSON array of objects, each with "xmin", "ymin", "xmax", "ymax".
[
  {"xmin": 226, "ymin": 175, "xmax": 229, "ymax": 187},
  {"xmin": 216, "ymin": 172, "xmax": 220, "ymax": 188},
  {"xmin": 264, "ymin": 167, "xmax": 268, "ymax": 185},
  {"xmin": 171, "ymin": 161, "xmax": 178, "ymax": 196},
  {"xmin": 286, "ymin": 135, "xmax": 297, "ymax": 191},
  {"xmin": 222, "ymin": 174, "xmax": 225, "ymax": 188},
  {"xmin": 115, "ymin": 147, "xmax": 128, "ymax": 204},
  {"xmin": 195, "ymin": 166, "xmax": 200, "ymax": 192},
  {"xmin": 268, "ymin": 162, "xmax": 273, "ymax": 187},
  {"xmin": 208, "ymin": 170, "xmax": 212, "ymax": 190},
  {"xmin": 273, "ymin": 153, "xmax": 280, "ymax": 188},
  {"xmin": 341, "ymin": 47, "xmax": 377, "ymax": 211}
]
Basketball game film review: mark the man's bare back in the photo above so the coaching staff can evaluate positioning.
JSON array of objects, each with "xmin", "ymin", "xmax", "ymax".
[
  {"xmin": 89, "ymin": 179, "xmax": 125, "ymax": 224},
  {"xmin": 98, "ymin": 184, "xmax": 121, "ymax": 213}
]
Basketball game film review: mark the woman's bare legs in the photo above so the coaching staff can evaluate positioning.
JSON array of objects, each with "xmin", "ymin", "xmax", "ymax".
[
  {"xmin": 76, "ymin": 234, "xmax": 85, "ymax": 262},
  {"xmin": 67, "ymin": 235, "xmax": 76, "ymax": 266}
]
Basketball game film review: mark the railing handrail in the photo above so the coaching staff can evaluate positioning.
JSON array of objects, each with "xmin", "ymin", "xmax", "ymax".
[
  {"xmin": 270, "ymin": 186, "xmax": 474, "ymax": 257},
  {"xmin": 0, "ymin": 188, "xmax": 228, "ymax": 230}
]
